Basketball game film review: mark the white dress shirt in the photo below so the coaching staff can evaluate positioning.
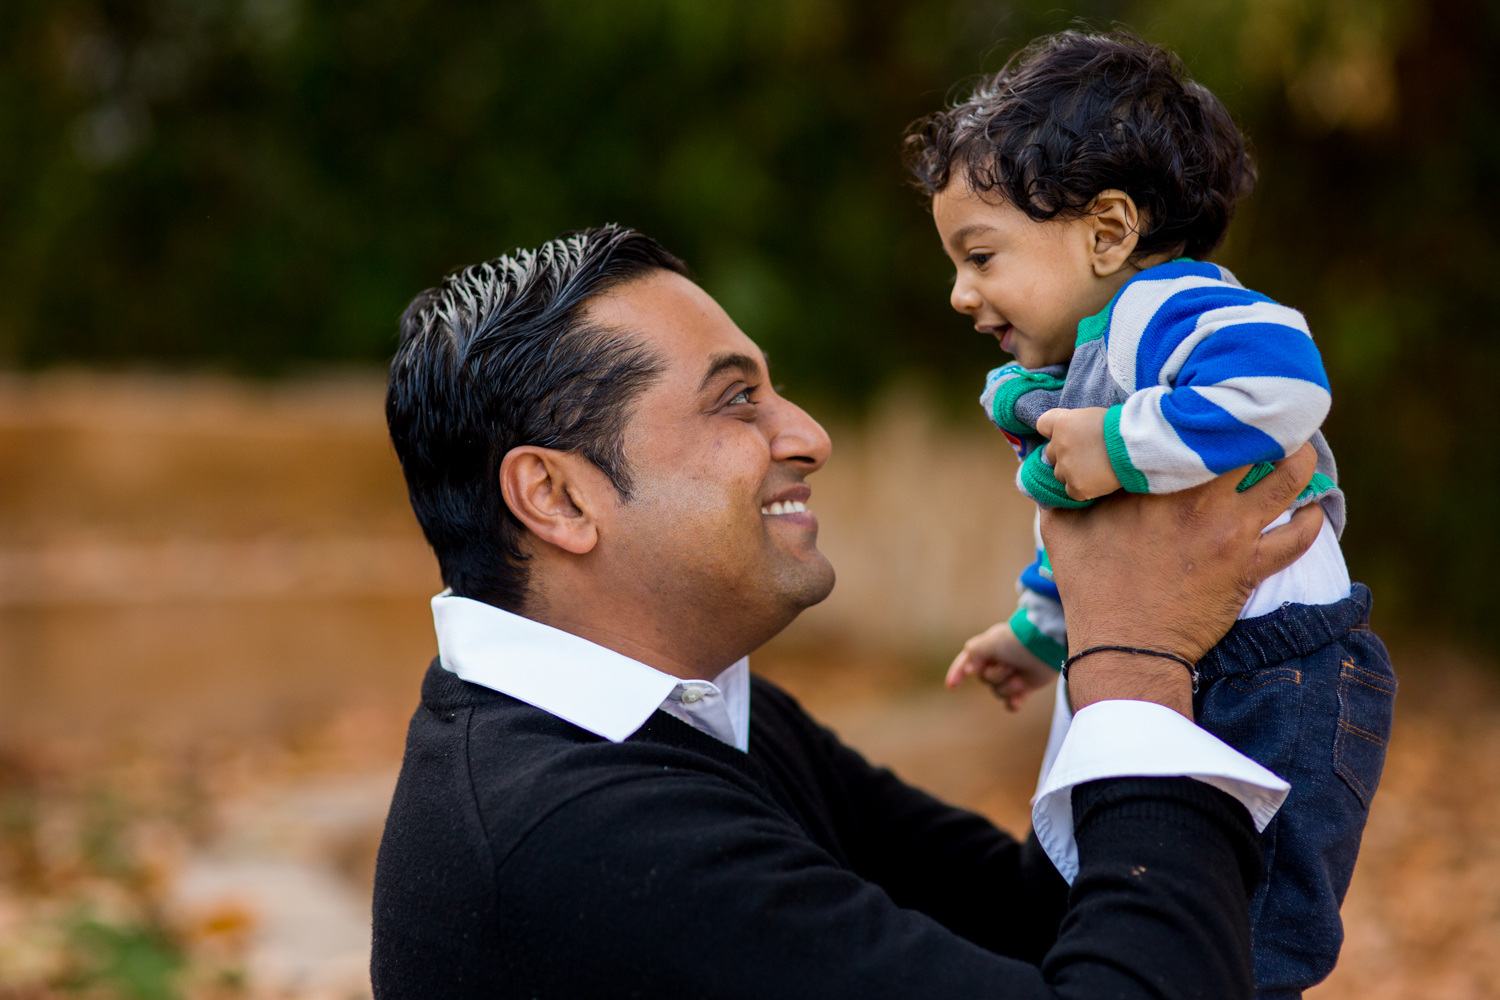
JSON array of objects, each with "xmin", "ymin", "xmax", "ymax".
[
  {"xmin": 1241, "ymin": 511, "xmax": 1350, "ymax": 618},
  {"xmin": 1032, "ymin": 680, "xmax": 1289, "ymax": 882},
  {"xmin": 431, "ymin": 590, "xmax": 1289, "ymax": 882},
  {"xmin": 432, "ymin": 592, "xmax": 749, "ymax": 751}
]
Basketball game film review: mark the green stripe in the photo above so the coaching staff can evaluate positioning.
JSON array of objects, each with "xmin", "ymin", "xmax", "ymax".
[
  {"xmin": 1009, "ymin": 606, "xmax": 1066, "ymax": 671},
  {"xmin": 1021, "ymin": 446, "xmax": 1093, "ymax": 509},
  {"xmin": 989, "ymin": 367, "xmax": 1067, "ymax": 435},
  {"xmin": 1234, "ymin": 465, "xmax": 1336, "ymax": 500},
  {"xmin": 1103, "ymin": 405, "xmax": 1150, "ymax": 494},
  {"xmin": 1075, "ymin": 301, "xmax": 1112, "ymax": 346},
  {"xmin": 1300, "ymin": 472, "xmax": 1338, "ymax": 501},
  {"xmin": 1236, "ymin": 461, "xmax": 1276, "ymax": 492},
  {"xmin": 1075, "ymin": 259, "xmax": 1193, "ymax": 349}
]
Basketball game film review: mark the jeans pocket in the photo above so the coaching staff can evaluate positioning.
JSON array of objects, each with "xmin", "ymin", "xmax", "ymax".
[
  {"xmin": 1334, "ymin": 648, "xmax": 1397, "ymax": 808},
  {"xmin": 1198, "ymin": 666, "xmax": 1306, "ymax": 780},
  {"xmin": 1223, "ymin": 665, "xmax": 1303, "ymax": 694}
]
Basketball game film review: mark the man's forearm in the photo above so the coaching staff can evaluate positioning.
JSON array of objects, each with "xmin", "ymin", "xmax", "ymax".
[
  {"xmin": 1066, "ymin": 651, "xmax": 1193, "ymax": 717},
  {"xmin": 479, "ymin": 768, "xmax": 1264, "ymax": 1000},
  {"xmin": 1044, "ymin": 777, "xmax": 1261, "ymax": 999}
]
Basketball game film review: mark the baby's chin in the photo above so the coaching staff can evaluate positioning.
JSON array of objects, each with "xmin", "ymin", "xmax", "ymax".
[{"xmin": 1009, "ymin": 339, "xmax": 1075, "ymax": 369}]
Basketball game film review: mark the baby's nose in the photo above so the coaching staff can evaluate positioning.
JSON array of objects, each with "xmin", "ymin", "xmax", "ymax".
[{"xmin": 950, "ymin": 279, "xmax": 982, "ymax": 314}]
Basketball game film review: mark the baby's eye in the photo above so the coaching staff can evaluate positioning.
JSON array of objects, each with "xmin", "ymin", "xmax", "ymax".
[{"xmin": 966, "ymin": 252, "xmax": 993, "ymax": 268}]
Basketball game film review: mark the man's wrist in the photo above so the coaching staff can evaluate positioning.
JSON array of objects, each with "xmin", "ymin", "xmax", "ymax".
[{"xmin": 1066, "ymin": 650, "xmax": 1194, "ymax": 718}]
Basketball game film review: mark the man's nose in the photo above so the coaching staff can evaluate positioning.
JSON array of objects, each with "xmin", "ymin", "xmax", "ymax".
[
  {"xmin": 950, "ymin": 275, "xmax": 981, "ymax": 315},
  {"xmin": 767, "ymin": 396, "xmax": 831, "ymax": 473}
]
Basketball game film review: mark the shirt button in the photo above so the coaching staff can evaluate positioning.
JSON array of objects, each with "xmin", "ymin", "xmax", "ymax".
[{"xmin": 680, "ymin": 688, "xmax": 703, "ymax": 704}]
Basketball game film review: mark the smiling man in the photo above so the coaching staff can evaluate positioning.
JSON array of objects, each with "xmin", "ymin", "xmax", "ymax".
[{"xmin": 373, "ymin": 225, "xmax": 1322, "ymax": 999}]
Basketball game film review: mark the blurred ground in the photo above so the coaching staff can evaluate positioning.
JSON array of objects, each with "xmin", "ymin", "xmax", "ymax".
[{"xmin": 0, "ymin": 374, "xmax": 1496, "ymax": 998}]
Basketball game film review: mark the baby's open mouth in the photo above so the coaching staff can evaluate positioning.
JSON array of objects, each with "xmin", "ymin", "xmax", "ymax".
[{"xmin": 978, "ymin": 322, "xmax": 1014, "ymax": 348}]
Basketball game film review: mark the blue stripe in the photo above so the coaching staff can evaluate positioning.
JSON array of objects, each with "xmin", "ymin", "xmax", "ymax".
[
  {"xmin": 1133, "ymin": 286, "xmax": 1274, "ymax": 390},
  {"xmin": 1019, "ymin": 555, "xmax": 1060, "ymax": 601},
  {"xmin": 1158, "ymin": 386, "xmax": 1287, "ymax": 473},
  {"xmin": 1176, "ymin": 326, "xmax": 1332, "ymax": 392},
  {"xmin": 1100, "ymin": 261, "xmax": 1229, "ymax": 355},
  {"xmin": 1175, "ymin": 322, "xmax": 1330, "ymax": 389},
  {"xmin": 1101, "ymin": 260, "xmax": 1333, "ymax": 483},
  {"xmin": 1130, "ymin": 259, "xmax": 1224, "ymax": 283}
]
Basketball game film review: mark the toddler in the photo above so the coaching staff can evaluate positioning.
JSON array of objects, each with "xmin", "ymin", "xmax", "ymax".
[{"xmin": 905, "ymin": 32, "xmax": 1396, "ymax": 1000}]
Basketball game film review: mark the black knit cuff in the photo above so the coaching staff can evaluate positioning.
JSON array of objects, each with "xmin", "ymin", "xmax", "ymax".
[{"xmin": 1073, "ymin": 776, "xmax": 1264, "ymax": 893}]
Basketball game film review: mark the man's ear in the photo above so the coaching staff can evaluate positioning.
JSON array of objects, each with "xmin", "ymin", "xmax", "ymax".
[
  {"xmin": 1087, "ymin": 189, "xmax": 1144, "ymax": 278},
  {"xmin": 499, "ymin": 446, "xmax": 607, "ymax": 556}
]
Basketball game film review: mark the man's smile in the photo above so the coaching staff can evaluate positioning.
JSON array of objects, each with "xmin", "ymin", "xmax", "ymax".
[{"xmin": 760, "ymin": 484, "xmax": 816, "ymax": 526}]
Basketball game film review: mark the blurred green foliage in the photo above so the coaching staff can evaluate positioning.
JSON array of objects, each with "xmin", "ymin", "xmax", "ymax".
[
  {"xmin": 0, "ymin": 762, "xmax": 216, "ymax": 1000},
  {"xmin": 64, "ymin": 917, "xmax": 185, "ymax": 1000},
  {"xmin": 1, "ymin": 0, "xmax": 1497, "ymax": 636}
]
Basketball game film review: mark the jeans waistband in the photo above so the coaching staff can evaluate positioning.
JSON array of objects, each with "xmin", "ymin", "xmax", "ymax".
[{"xmin": 1195, "ymin": 583, "xmax": 1373, "ymax": 683}]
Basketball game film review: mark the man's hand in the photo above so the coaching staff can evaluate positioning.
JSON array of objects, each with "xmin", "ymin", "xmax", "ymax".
[
  {"xmin": 1035, "ymin": 407, "xmax": 1122, "ymax": 501},
  {"xmin": 1042, "ymin": 443, "xmax": 1325, "ymax": 718}
]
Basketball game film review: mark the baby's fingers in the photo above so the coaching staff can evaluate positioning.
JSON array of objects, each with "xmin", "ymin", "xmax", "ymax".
[
  {"xmin": 1002, "ymin": 683, "xmax": 1034, "ymax": 712},
  {"xmin": 979, "ymin": 664, "xmax": 1023, "ymax": 705},
  {"xmin": 946, "ymin": 651, "xmax": 979, "ymax": 688},
  {"xmin": 978, "ymin": 663, "xmax": 1015, "ymax": 686},
  {"xmin": 982, "ymin": 672, "xmax": 1026, "ymax": 711},
  {"xmin": 988, "ymin": 671, "xmax": 1032, "ymax": 711}
]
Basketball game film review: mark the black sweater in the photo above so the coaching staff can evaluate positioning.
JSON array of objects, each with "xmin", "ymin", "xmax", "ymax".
[{"xmin": 372, "ymin": 662, "xmax": 1263, "ymax": 998}]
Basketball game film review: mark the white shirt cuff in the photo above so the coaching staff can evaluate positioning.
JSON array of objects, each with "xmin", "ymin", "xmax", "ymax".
[{"xmin": 1031, "ymin": 691, "xmax": 1290, "ymax": 884}]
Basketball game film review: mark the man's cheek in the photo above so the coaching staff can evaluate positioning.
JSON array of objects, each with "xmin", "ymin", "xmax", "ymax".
[
  {"xmin": 645, "ymin": 473, "xmax": 747, "ymax": 534},
  {"xmin": 685, "ymin": 453, "xmax": 767, "ymax": 512}
]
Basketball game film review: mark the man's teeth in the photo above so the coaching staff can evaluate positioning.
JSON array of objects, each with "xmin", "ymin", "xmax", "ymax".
[{"xmin": 761, "ymin": 500, "xmax": 809, "ymax": 515}]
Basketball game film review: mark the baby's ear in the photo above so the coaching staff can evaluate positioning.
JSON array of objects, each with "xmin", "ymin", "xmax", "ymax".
[{"xmin": 1088, "ymin": 189, "xmax": 1143, "ymax": 277}]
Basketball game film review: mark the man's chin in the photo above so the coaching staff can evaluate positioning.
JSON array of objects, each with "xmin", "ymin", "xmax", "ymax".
[{"xmin": 774, "ymin": 550, "xmax": 836, "ymax": 611}]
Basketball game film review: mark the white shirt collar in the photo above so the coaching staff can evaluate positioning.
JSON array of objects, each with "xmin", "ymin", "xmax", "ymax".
[{"xmin": 431, "ymin": 591, "xmax": 750, "ymax": 750}]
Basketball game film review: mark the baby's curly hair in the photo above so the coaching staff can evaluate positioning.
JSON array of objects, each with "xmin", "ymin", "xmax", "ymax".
[{"xmin": 904, "ymin": 31, "xmax": 1256, "ymax": 260}]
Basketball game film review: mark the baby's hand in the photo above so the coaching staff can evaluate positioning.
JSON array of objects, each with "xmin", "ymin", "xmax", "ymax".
[
  {"xmin": 946, "ymin": 622, "xmax": 1057, "ymax": 711},
  {"xmin": 1035, "ymin": 407, "xmax": 1122, "ymax": 501}
]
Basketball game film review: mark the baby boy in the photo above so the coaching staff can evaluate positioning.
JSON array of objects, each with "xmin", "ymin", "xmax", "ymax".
[{"xmin": 905, "ymin": 31, "xmax": 1397, "ymax": 1000}]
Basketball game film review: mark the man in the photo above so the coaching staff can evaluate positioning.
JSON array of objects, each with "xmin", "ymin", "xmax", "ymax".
[{"xmin": 374, "ymin": 225, "xmax": 1324, "ymax": 998}]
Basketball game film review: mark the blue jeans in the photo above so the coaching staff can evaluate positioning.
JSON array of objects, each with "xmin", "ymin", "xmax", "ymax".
[{"xmin": 1194, "ymin": 584, "xmax": 1395, "ymax": 1000}]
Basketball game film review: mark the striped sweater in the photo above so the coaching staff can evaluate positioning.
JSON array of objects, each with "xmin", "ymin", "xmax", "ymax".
[{"xmin": 980, "ymin": 259, "xmax": 1346, "ymax": 669}]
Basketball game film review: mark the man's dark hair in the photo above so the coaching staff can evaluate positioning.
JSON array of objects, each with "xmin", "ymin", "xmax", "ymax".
[
  {"xmin": 386, "ymin": 225, "xmax": 688, "ymax": 611},
  {"xmin": 904, "ymin": 31, "xmax": 1256, "ymax": 259}
]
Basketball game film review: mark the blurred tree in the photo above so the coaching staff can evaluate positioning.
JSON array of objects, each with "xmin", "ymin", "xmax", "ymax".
[
  {"xmin": 1138, "ymin": 0, "xmax": 1500, "ymax": 631},
  {"xmin": 0, "ymin": 0, "xmax": 1091, "ymax": 392},
  {"xmin": 0, "ymin": 0, "xmax": 1495, "ymax": 635}
]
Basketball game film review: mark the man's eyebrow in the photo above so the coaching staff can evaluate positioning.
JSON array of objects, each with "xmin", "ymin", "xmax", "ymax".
[{"xmin": 699, "ymin": 351, "xmax": 765, "ymax": 391}]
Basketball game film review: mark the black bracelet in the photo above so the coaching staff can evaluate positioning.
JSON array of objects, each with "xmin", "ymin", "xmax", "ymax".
[{"xmin": 1061, "ymin": 645, "xmax": 1201, "ymax": 693}]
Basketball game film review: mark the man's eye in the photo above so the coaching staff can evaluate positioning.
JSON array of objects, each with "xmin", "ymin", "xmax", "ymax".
[
  {"xmin": 728, "ymin": 387, "xmax": 754, "ymax": 405},
  {"xmin": 967, "ymin": 252, "xmax": 993, "ymax": 267}
]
